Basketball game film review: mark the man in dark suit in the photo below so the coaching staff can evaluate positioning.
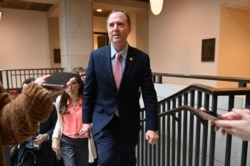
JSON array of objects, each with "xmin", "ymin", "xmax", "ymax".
[
  {"xmin": 81, "ymin": 9, "xmax": 159, "ymax": 166},
  {"xmin": 12, "ymin": 78, "xmax": 58, "ymax": 166}
]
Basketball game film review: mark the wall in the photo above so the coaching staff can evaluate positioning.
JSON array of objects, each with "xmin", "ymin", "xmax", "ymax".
[
  {"xmin": 149, "ymin": 0, "xmax": 221, "ymax": 87},
  {"xmin": 48, "ymin": 17, "xmax": 61, "ymax": 68},
  {"xmin": 218, "ymin": 5, "xmax": 250, "ymax": 87},
  {"xmin": 1, "ymin": 1, "xmax": 250, "ymax": 88},
  {"xmin": 0, "ymin": 8, "xmax": 50, "ymax": 69},
  {"xmin": 136, "ymin": 10, "xmax": 148, "ymax": 53},
  {"xmin": 0, "ymin": 7, "xmax": 142, "ymax": 70},
  {"xmin": 93, "ymin": 16, "xmax": 106, "ymax": 32}
]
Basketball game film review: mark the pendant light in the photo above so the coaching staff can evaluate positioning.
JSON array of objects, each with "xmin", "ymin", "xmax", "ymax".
[{"xmin": 150, "ymin": 0, "xmax": 164, "ymax": 15}]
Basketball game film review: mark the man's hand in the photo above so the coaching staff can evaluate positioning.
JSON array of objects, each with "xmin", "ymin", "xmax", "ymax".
[
  {"xmin": 33, "ymin": 134, "xmax": 48, "ymax": 144},
  {"xmin": 79, "ymin": 123, "xmax": 92, "ymax": 138},
  {"xmin": 145, "ymin": 130, "xmax": 159, "ymax": 144}
]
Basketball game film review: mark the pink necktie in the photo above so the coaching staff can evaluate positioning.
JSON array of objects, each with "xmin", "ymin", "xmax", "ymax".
[
  {"xmin": 113, "ymin": 52, "xmax": 122, "ymax": 89},
  {"xmin": 113, "ymin": 52, "xmax": 122, "ymax": 116}
]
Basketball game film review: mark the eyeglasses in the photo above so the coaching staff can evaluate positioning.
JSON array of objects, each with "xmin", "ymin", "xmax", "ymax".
[{"xmin": 68, "ymin": 82, "xmax": 78, "ymax": 87}]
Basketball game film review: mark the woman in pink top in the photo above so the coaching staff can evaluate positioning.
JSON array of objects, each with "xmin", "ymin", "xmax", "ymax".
[{"xmin": 52, "ymin": 72, "xmax": 88, "ymax": 166}]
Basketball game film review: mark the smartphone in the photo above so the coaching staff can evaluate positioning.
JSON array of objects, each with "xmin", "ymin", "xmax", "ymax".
[
  {"xmin": 197, "ymin": 107, "xmax": 224, "ymax": 120},
  {"xmin": 42, "ymin": 72, "xmax": 74, "ymax": 89}
]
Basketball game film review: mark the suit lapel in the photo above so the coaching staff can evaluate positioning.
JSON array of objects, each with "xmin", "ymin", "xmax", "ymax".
[
  {"xmin": 120, "ymin": 46, "xmax": 135, "ymax": 87},
  {"xmin": 103, "ymin": 46, "xmax": 117, "ymax": 90}
]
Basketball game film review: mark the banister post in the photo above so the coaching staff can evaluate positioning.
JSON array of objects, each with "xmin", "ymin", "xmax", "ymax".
[
  {"xmin": 157, "ymin": 75, "xmax": 162, "ymax": 83},
  {"xmin": 0, "ymin": 70, "xmax": 2, "ymax": 83},
  {"xmin": 239, "ymin": 81, "xmax": 247, "ymax": 87}
]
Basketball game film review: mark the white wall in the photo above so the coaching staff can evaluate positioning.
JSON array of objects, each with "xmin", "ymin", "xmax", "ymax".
[
  {"xmin": 0, "ymin": 8, "xmax": 50, "ymax": 69},
  {"xmin": 0, "ymin": 8, "xmax": 139, "ymax": 70},
  {"xmin": 149, "ymin": 1, "xmax": 221, "ymax": 86}
]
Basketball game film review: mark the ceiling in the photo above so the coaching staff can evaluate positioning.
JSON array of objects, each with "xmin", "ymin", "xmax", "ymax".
[
  {"xmin": 224, "ymin": 0, "xmax": 250, "ymax": 11},
  {"xmin": 0, "ymin": 0, "xmax": 149, "ymax": 17},
  {"xmin": 0, "ymin": 0, "xmax": 53, "ymax": 11},
  {"xmin": 1, "ymin": 0, "xmax": 250, "ymax": 17}
]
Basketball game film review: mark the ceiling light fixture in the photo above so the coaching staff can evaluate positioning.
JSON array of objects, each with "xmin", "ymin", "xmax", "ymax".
[
  {"xmin": 150, "ymin": 0, "xmax": 164, "ymax": 15},
  {"xmin": 96, "ymin": 9, "xmax": 102, "ymax": 13},
  {"xmin": 0, "ymin": 11, "xmax": 3, "ymax": 21}
]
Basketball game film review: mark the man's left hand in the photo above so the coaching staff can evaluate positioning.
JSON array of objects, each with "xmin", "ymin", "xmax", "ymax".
[{"xmin": 145, "ymin": 130, "xmax": 159, "ymax": 144}]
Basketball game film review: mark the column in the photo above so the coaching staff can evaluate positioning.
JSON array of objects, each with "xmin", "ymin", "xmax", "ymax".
[{"xmin": 59, "ymin": 0, "xmax": 93, "ymax": 71}]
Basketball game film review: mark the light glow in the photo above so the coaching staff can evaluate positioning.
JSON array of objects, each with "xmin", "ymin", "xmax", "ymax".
[
  {"xmin": 96, "ymin": 9, "xmax": 102, "ymax": 13},
  {"xmin": 0, "ymin": 11, "xmax": 3, "ymax": 21},
  {"xmin": 150, "ymin": 0, "xmax": 164, "ymax": 15}
]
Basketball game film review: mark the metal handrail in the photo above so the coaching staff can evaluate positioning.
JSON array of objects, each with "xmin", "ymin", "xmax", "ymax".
[
  {"xmin": 1, "ymin": 69, "xmax": 250, "ymax": 165},
  {"xmin": 0, "ymin": 68, "xmax": 64, "ymax": 96},
  {"xmin": 152, "ymin": 72, "xmax": 250, "ymax": 87},
  {"xmin": 137, "ymin": 83, "xmax": 250, "ymax": 166}
]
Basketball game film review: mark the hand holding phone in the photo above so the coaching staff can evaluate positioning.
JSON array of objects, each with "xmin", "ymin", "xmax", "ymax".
[
  {"xmin": 42, "ymin": 72, "xmax": 74, "ymax": 90},
  {"xmin": 197, "ymin": 107, "xmax": 224, "ymax": 120}
]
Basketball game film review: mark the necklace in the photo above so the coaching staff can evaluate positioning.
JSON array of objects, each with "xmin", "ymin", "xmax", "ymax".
[{"xmin": 69, "ymin": 98, "xmax": 80, "ymax": 109}]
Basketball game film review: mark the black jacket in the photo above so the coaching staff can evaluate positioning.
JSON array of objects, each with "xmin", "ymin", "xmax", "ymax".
[{"xmin": 16, "ymin": 105, "xmax": 57, "ymax": 165}]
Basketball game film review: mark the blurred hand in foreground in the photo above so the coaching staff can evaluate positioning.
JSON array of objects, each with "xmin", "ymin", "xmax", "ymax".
[{"xmin": 212, "ymin": 108, "xmax": 250, "ymax": 141}]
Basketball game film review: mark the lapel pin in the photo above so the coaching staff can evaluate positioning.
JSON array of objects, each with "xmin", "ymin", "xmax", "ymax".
[{"xmin": 129, "ymin": 57, "xmax": 133, "ymax": 61}]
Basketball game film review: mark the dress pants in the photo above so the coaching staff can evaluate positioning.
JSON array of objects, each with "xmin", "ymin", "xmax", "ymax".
[
  {"xmin": 60, "ymin": 135, "xmax": 88, "ymax": 166},
  {"xmin": 94, "ymin": 116, "xmax": 138, "ymax": 166}
]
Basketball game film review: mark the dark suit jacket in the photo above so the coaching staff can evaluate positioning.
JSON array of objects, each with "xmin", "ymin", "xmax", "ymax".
[
  {"xmin": 83, "ymin": 45, "xmax": 158, "ymax": 136},
  {"xmin": 16, "ymin": 105, "xmax": 57, "ymax": 165}
]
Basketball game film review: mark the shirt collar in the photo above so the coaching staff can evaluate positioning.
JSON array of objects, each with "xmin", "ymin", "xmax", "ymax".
[{"xmin": 110, "ymin": 44, "xmax": 128, "ymax": 59}]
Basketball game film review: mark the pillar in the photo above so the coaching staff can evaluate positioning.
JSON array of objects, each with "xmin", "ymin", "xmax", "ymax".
[{"xmin": 58, "ymin": 0, "xmax": 93, "ymax": 71}]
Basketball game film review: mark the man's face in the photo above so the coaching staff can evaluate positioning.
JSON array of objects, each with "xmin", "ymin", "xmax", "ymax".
[
  {"xmin": 79, "ymin": 70, "xmax": 86, "ymax": 82},
  {"xmin": 106, "ymin": 11, "xmax": 131, "ymax": 49}
]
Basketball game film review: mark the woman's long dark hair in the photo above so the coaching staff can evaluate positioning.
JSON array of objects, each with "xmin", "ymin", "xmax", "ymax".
[{"xmin": 59, "ymin": 72, "xmax": 84, "ymax": 114}]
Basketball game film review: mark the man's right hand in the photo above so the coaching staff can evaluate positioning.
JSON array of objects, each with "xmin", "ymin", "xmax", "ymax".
[{"xmin": 79, "ymin": 124, "xmax": 91, "ymax": 138}]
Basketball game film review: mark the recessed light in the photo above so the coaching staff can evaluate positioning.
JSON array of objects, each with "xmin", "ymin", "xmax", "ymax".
[{"xmin": 96, "ymin": 9, "xmax": 102, "ymax": 12}]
